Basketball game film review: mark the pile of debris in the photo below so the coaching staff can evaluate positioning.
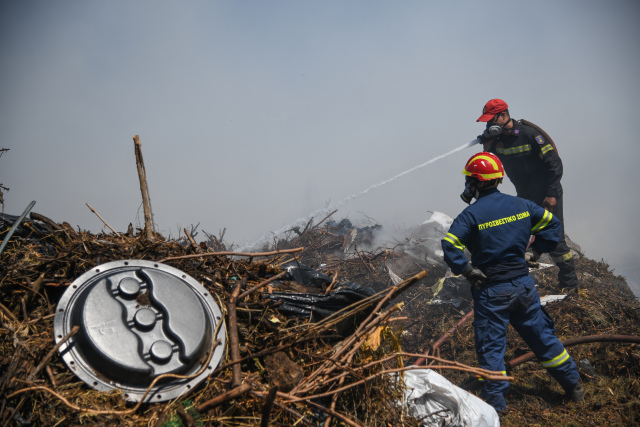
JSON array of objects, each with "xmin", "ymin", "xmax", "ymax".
[
  {"xmin": 1, "ymin": 211, "xmax": 504, "ymax": 427},
  {"xmin": 245, "ymin": 212, "xmax": 640, "ymax": 426},
  {"xmin": 2, "ymin": 208, "xmax": 640, "ymax": 426},
  {"xmin": 275, "ymin": 214, "xmax": 640, "ymax": 426}
]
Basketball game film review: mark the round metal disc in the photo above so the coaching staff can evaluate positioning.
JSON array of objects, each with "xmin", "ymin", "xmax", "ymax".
[{"xmin": 53, "ymin": 260, "xmax": 226, "ymax": 402}]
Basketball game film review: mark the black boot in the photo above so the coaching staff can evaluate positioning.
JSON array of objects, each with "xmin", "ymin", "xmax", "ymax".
[
  {"xmin": 557, "ymin": 257, "xmax": 578, "ymax": 289},
  {"xmin": 566, "ymin": 382, "xmax": 585, "ymax": 402}
]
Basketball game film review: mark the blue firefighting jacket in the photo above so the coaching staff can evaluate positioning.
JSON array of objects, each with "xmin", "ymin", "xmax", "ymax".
[{"xmin": 442, "ymin": 188, "xmax": 561, "ymax": 283}]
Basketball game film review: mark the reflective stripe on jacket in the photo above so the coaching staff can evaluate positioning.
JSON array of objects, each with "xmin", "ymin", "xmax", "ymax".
[
  {"xmin": 488, "ymin": 120, "xmax": 563, "ymax": 200},
  {"xmin": 442, "ymin": 189, "xmax": 561, "ymax": 282}
]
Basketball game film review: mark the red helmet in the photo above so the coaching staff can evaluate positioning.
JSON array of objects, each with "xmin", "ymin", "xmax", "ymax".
[{"xmin": 462, "ymin": 152, "xmax": 505, "ymax": 181}]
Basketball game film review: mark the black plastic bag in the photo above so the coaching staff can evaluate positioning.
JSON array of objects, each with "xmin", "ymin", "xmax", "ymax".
[
  {"xmin": 281, "ymin": 261, "xmax": 332, "ymax": 288},
  {"xmin": 264, "ymin": 282, "xmax": 375, "ymax": 320}
]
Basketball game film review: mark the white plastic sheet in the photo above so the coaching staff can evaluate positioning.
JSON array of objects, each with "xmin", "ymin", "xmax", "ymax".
[
  {"xmin": 398, "ymin": 368, "xmax": 499, "ymax": 427},
  {"xmin": 540, "ymin": 294, "xmax": 567, "ymax": 306}
]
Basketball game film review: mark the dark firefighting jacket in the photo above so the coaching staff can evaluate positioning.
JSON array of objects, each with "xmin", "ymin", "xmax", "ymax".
[
  {"xmin": 486, "ymin": 120, "xmax": 563, "ymax": 201},
  {"xmin": 442, "ymin": 189, "xmax": 561, "ymax": 283}
]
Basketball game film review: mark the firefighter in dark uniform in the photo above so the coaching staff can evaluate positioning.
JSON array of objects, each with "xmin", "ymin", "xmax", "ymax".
[
  {"xmin": 476, "ymin": 99, "xmax": 578, "ymax": 289},
  {"xmin": 441, "ymin": 152, "xmax": 584, "ymax": 412}
]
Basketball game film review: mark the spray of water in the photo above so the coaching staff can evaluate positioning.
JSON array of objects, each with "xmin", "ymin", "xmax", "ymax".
[{"xmin": 239, "ymin": 139, "xmax": 481, "ymax": 251}]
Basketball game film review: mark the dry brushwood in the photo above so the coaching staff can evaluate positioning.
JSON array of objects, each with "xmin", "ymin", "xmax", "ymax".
[
  {"xmin": 0, "ymin": 215, "xmax": 508, "ymax": 427},
  {"xmin": 2, "ymin": 212, "xmax": 640, "ymax": 427}
]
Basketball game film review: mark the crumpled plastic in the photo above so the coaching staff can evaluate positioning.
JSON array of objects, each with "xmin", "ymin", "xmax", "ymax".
[
  {"xmin": 264, "ymin": 282, "xmax": 375, "ymax": 320},
  {"xmin": 263, "ymin": 261, "xmax": 376, "ymax": 335},
  {"xmin": 281, "ymin": 261, "xmax": 332, "ymax": 288},
  {"xmin": 397, "ymin": 369, "xmax": 499, "ymax": 427},
  {"xmin": 0, "ymin": 213, "xmax": 52, "ymax": 237}
]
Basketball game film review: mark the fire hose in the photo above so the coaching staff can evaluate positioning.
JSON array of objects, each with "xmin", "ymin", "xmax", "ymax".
[
  {"xmin": 505, "ymin": 334, "xmax": 640, "ymax": 370},
  {"xmin": 0, "ymin": 200, "xmax": 36, "ymax": 257},
  {"xmin": 519, "ymin": 118, "xmax": 559, "ymax": 156},
  {"xmin": 412, "ymin": 309, "xmax": 640, "ymax": 369}
]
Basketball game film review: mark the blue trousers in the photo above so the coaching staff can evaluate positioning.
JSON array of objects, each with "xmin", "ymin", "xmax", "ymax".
[{"xmin": 472, "ymin": 274, "xmax": 580, "ymax": 411}]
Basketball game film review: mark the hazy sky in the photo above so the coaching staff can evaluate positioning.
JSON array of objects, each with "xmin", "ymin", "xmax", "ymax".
[{"xmin": 1, "ymin": 1, "xmax": 639, "ymax": 291}]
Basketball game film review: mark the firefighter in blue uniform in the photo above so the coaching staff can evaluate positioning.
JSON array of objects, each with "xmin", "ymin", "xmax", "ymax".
[
  {"xmin": 441, "ymin": 152, "xmax": 584, "ymax": 412},
  {"xmin": 476, "ymin": 99, "xmax": 578, "ymax": 289}
]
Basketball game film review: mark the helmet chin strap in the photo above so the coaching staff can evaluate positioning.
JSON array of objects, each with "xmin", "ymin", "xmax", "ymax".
[{"xmin": 479, "ymin": 178, "xmax": 503, "ymax": 191}]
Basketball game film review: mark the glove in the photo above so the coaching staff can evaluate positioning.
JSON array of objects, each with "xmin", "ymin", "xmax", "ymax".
[
  {"xmin": 525, "ymin": 248, "xmax": 542, "ymax": 267},
  {"xmin": 462, "ymin": 264, "xmax": 487, "ymax": 290},
  {"xmin": 478, "ymin": 131, "xmax": 492, "ymax": 144},
  {"xmin": 477, "ymin": 134, "xmax": 495, "ymax": 151},
  {"xmin": 542, "ymin": 196, "xmax": 557, "ymax": 212}
]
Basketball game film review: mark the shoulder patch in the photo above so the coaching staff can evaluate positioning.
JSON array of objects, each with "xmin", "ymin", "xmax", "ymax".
[
  {"xmin": 513, "ymin": 129, "xmax": 519, "ymax": 135},
  {"xmin": 535, "ymin": 135, "xmax": 545, "ymax": 145}
]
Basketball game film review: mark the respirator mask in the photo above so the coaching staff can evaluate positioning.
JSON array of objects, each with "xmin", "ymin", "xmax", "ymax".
[
  {"xmin": 484, "ymin": 122, "xmax": 503, "ymax": 137},
  {"xmin": 460, "ymin": 176, "xmax": 478, "ymax": 204}
]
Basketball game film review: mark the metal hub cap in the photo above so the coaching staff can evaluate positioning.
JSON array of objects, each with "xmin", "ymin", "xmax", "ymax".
[{"xmin": 54, "ymin": 260, "xmax": 226, "ymax": 402}]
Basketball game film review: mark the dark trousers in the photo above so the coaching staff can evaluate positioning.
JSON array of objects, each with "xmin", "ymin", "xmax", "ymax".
[
  {"xmin": 522, "ymin": 191, "xmax": 578, "ymax": 288},
  {"xmin": 472, "ymin": 275, "xmax": 580, "ymax": 411}
]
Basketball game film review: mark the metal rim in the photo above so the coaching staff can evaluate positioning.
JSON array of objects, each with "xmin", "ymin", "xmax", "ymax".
[{"xmin": 53, "ymin": 260, "xmax": 226, "ymax": 402}]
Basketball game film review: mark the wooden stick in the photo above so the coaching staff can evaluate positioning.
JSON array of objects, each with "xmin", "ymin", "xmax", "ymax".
[
  {"xmin": 260, "ymin": 386, "xmax": 278, "ymax": 427},
  {"xmin": 227, "ymin": 280, "xmax": 244, "ymax": 388},
  {"xmin": 177, "ymin": 405, "xmax": 196, "ymax": 427},
  {"xmin": 324, "ymin": 270, "xmax": 339, "ymax": 294},
  {"xmin": 237, "ymin": 271, "xmax": 286, "ymax": 301},
  {"xmin": 26, "ymin": 313, "xmax": 56, "ymax": 325},
  {"xmin": 0, "ymin": 301, "xmax": 16, "ymax": 322},
  {"xmin": 325, "ymin": 350, "xmax": 353, "ymax": 427},
  {"xmin": 7, "ymin": 336, "xmax": 224, "ymax": 419},
  {"xmin": 293, "ymin": 271, "xmax": 427, "ymax": 392},
  {"xmin": 3, "ymin": 326, "xmax": 79, "ymax": 427},
  {"xmin": 362, "ymin": 352, "xmax": 506, "ymax": 378},
  {"xmin": 413, "ymin": 309, "xmax": 475, "ymax": 366},
  {"xmin": 298, "ymin": 305, "xmax": 400, "ymax": 394},
  {"xmin": 276, "ymin": 256, "xmax": 298, "ymax": 267},
  {"xmin": 24, "ymin": 273, "xmax": 45, "ymax": 307},
  {"xmin": 250, "ymin": 390, "xmax": 314, "ymax": 426},
  {"xmin": 183, "ymin": 228, "xmax": 201, "ymax": 252},
  {"xmin": 157, "ymin": 247, "xmax": 304, "ymax": 263},
  {"xmin": 269, "ymin": 391, "xmax": 363, "ymax": 427},
  {"xmin": 194, "ymin": 383, "xmax": 252, "ymax": 412},
  {"xmin": 45, "ymin": 366, "xmax": 57, "ymax": 391},
  {"xmin": 210, "ymin": 334, "xmax": 341, "ymax": 376},
  {"xmin": 133, "ymin": 135, "xmax": 155, "ymax": 240},
  {"xmin": 20, "ymin": 297, "xmax": 27, "ymax": 321},
  {"xmin": 290, "ymin": 269, "xmax": 427, "ymax": 336},
  {"xmin": 29, "ymin": 326, "xmax": 79, "ymax": 381},
  {"xmin": 283, "ymin": 364, "xmax": 512, "ymax": 408},
  {"xmin": 312, "ymin": 209, "xmax": 338, "ymax": 229},
  {"xmin": 29, "ymin": 212, "xmax": 62, "ymax": 231},
  {"xmin": 355, "ymin": 244, "xmax": 375, "ymax": 275},
  {"xmin": 85, "ymin": 203, "xmax": 121, "ymax": 236},
  {"xmin": 310, "ymin": 352, "xmax": 511, "ymax": 393},
  {"xmin": 304, "ymin": 398, "xmax": 364, "ymax": 427}
]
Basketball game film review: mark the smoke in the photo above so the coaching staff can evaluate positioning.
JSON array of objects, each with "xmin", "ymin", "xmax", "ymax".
[{"xmin": 238, "ymin": 139, "xmax": 479, "ymax": 252}]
